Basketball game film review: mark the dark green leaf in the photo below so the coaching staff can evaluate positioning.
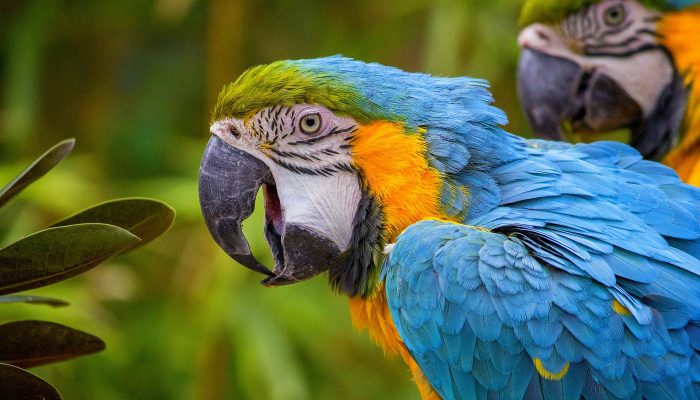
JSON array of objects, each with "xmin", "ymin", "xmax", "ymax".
[
  {"xmin": 0, "ymin": 223, "xmax": 140, "ymax": 295},
  {"xmin": 51, "ymin": 198, "xmax": 175, "ymax": 251},
  {"xmin": 0, "ymin": 139, "xmax": 75, "ymax": 208},
  {"xmin": 0, "ymin": 362, "xmax": 61, "ymax": 400},
  {"xmin": 0, "ymin": 320, "xmax": 105, "ymax": 368},
  {"xmin": 0, "ymin": 295, "xmax": 68, "ymax": 307}
]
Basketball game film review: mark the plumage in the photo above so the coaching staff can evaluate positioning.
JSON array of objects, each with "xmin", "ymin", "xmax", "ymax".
[{"xmin": 205, "ymin": 55, "xmax": 700, "ymax": 399}]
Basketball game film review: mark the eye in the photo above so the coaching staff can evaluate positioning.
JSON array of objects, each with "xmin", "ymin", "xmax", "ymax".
[
  {"xmin": 603, "ymin": 4, "xmax": 625, "ymax": 26},
  {"xmin": 299, "ymin": 113, "xmax": 322, "ymax": 135}
]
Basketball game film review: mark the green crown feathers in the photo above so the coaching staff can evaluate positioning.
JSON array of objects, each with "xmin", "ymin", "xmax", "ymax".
[{"xmin": 213, "ymin": 60, "xmax": 368, "ymax": 122}]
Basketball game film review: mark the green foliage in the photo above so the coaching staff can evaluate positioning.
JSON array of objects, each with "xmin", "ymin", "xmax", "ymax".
[
  {"xmin": 51, "ymin": 199, "xmax": 176, "ymax": 253},
  {"xmin": 0, "ymin": 320, "xmax": 105, "ymax": 368},
  {"xmin": 0, "ymin": 139, "xmax": 174, "ymax": 398},
  {"xmin": 0, "ymin": 139, "xmax": 74, "ymax": 208},
  {"xmin": 0, "ymin": 224, "xmax": 140, "ymax": 295},
  {"xmin": 0, "ymin": 295, "xmax": 69, "ymax": 307},
  {"xmin": 0, "ymin": 363, "xmax": 61, "ymax": 400}
]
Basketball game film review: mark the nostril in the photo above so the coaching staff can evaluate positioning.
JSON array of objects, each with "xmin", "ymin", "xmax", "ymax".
[
  {"xmin": 229, "ymin": 126, "xmax": 240, "ymax": 138},
  {"xmin": 536, "ymin": 29, "xmax": 550, "ymax": 42}
]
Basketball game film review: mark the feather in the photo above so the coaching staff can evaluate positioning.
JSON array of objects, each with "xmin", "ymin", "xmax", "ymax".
[{"xmin": 386, "ymin": 220, "xmax": 700, "ymax": 400}]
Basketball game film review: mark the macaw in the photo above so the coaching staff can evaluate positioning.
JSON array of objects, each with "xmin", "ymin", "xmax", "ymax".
[
  {"xmin": 199, "ymin": 56, "xmax": 700, "ymax": 400},
  {"xmin": 517, "ymin": 0, "xmax": 700, "ymax": 183}
]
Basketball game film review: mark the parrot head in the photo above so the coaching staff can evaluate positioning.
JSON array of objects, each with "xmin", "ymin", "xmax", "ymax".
[
  {"xmin": 517, "ymin": 0, "xmax": 697, "ymax": 159},
  {"xmin": 199, "ymin": 56, "xmax": 506, "ymax": 297}
]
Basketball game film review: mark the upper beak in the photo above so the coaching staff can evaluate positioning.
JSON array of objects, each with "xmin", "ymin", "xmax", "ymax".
[
  {"xmin": 199, "ymin": 135, "xmax": 275, "ymax": 277},
  {"xmin": 198, "ymin": 135, "xmax": 341, "ymax": 286},
  {"xmin": 517, "ymin": 48, "xmax": 580, "ymax": 140},
  {"xmin": 517, "ymin": 48, "xmax": 642, "ymax": 140}
]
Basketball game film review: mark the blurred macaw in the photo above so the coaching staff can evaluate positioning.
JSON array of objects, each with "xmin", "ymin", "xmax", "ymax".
[
  {"xmin": 199, "ymin": 56, "xmax": 700, "ymax": 400},
  {"xmin": 517, "ymin": 0, "xmax": 700, "ymax": 183}
]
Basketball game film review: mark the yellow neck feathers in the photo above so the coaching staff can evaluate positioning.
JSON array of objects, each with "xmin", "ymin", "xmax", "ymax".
[
  {"xmin": 347, "ymin": 121, "xmax": 446, "ymax": 399},
  {"xmin": 348, "ymin": 284, "xmax": 441, "ymax": 400},
  {"xmin": 350, "ymin": 121, "xmax": 445, "ymax": 241},
  {"xmin": 659, "ymin": 8, "xmax": 700, "ymax": 183}
]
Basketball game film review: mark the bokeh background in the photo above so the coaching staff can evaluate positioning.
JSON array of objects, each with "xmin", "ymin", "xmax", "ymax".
[{"xmin": 0, "ymin": 1, "xmax": 528, "ymax": 399}]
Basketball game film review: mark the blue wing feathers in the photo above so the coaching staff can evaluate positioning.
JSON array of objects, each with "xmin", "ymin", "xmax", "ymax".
[
  {"xmin": 389, "ymin": 130, "xmax": 700, "ymax": 399},
  {"xmin": 386, "ymin": 217, "xmax": 700, "ymax": 400}
]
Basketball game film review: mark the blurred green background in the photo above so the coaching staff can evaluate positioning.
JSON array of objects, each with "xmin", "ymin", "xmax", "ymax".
[{"xmin": 0, "ymin": 1, "xmax": 528, "ymax": 399}]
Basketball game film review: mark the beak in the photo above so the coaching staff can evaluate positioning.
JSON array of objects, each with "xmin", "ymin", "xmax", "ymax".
[
  {"xmin": 199, "ymin": 136, "xmax": 275, "ymax": 277},
  {"xmin": 517, "ymin": 48, "xmax": 642, "ymax": 140},
  {"xmin": 198, "ymin": 136, "xmax": 340, "ymax": 286}
]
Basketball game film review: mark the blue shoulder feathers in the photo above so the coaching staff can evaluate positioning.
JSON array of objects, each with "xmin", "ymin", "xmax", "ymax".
[{"xmin": 386, "ymin": 136, "xmax": 700, "ymax": 399}]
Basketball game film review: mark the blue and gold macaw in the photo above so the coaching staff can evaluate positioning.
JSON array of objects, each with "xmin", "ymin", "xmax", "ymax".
[
  {"xmin": 517, "ymin": 0, "xmax": 700, "ymax": 183},
  {"xmin": 199, "ymin": 56, "xmax": 700, "ymax": 399}
]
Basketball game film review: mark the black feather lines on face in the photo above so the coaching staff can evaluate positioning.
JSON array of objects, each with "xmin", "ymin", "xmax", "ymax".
[
  {"xmin": 561, "ymin": 3, "xmax": 661, "ymax": 58},
  {"xmin": 328, "ymin": 190, "xmax": 385, "ymax": 298},
  {"xmin": 253, "ymin": 106, "xmax": 357, "ymax": 177},
  {"xmin": 562, "ymin": 4, "xmax": 599, "ymax": 41}
]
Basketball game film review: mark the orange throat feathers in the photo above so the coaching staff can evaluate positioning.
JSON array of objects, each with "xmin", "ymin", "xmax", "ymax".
[{"xmin": 659, "ymin": 8, "xmax": 700, "ymax": 183}]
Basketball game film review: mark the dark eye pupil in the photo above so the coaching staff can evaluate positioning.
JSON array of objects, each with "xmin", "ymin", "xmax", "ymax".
[
  {"xmin": 299, "ymin": 113, "xmax": 321, "ymax": 134},
  {"xmin": 605, "ymin": 6, "xmax": 624, "ymax": 24}
]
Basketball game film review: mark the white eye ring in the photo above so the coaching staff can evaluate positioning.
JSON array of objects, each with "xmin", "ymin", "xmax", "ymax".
[{"xmin": 299, "ymin": 113, "xmax": 322, "ymax": 135}]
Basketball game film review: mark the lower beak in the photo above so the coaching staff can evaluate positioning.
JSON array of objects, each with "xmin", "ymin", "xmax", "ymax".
[
  {"xmin": 517, "ymin": 48, "xmax": 642, "ymax": 140},
  {"xmin": 198, "ymin": 136, "xmax": 340, "ymax": 286}
]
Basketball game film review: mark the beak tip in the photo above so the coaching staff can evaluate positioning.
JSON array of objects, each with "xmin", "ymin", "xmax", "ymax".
[
  {"xmin": 260, "ymin": 278, "xmax": 272, "ymax": 287},
  {"xmin": 260, "ymin": 275, "xmax": 293, "ymax": 287},
  {"xmin": 231, "ymin": 253, "xmax": 276, "ymax": 276}
]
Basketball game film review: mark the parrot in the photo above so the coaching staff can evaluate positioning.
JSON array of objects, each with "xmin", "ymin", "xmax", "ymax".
[
  {"xmin": 199, "ymin": 56, "xmax": 700, "ymax": 400},
  {"xmin": 517, "ymin": 0, "xmax": 700, "ymax": 183}
]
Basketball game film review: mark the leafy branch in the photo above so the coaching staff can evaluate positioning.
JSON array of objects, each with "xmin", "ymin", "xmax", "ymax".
[{"xmin": 0, "ymin": 139, "xmax": 174, "ymax": 399}]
